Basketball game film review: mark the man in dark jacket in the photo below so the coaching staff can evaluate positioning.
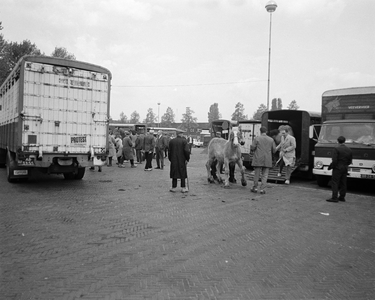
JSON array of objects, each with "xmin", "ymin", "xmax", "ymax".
[
  {"xmin": 168, "ymin": 131, "xmax": 190, "ymax": 193},
  {"xmin": 143, "ymin": 131, "xmax": 155, "ymax": 171},
  {"xmin": 155, "ymin": 130, "xmax": 168, "ymax": 170},
  {"xmin": 327, "ymin": 136, "xmax": 353, "ymax": 202}
]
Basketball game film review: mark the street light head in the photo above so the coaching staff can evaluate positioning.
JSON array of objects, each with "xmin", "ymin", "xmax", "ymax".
[{"xmin": 265, "ymin": 0, "xmax": 277, "ymax": 13}]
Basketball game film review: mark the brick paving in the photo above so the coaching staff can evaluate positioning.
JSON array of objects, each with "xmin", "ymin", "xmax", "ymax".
[{"xmin": 1, "ymin": 148, "xmax": 374, "ymax": 300}]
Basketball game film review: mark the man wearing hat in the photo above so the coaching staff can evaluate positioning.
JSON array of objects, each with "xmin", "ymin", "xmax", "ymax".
[
  {"xmin": 155, "ymin": 130, "xmax": 168, "ymax": 170},
  {"xmin": 143, "ymin": 130, "xmax": 155, "ymax": 171},
  {"xmin": 168, "ymin": 130, "xmax": 190, "ymax": 193}
]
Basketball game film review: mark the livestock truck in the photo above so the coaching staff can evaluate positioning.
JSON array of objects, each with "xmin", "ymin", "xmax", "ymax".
[
  {"xmin": 261, "ymin": 110, "xmax": 321, "ymax": 180},
  {"xmin": 0, "ymin": 56, "xmax": 111, "ymax": 182},
  {"xmin": 313, "ymin": 87, "xmax": 375, "ymax": 187}
]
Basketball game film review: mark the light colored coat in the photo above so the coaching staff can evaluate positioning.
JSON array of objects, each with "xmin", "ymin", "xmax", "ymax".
[
  {"xmin": 251, "ymin": 133, "xmax": 276, "ymax": 168},
  {"xmin": 279, "ymin": 134, "xmax": 296, "ymax": 166}
]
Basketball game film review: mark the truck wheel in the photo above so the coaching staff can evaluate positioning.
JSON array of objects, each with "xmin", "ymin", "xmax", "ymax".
[
  {"xmin": 6, "ymin": 163, "xmax": 15, "ymax": 183},
  {"xmin": 63, "ymin": 172, "xmax": 75, "ymax": 180},
  {"xmin": 6, "ymin": 154, "xmax": 15, "ymax": 183},
  {"xmin": 316, "ymin": 175, "xmax": 330, "ymax": 187},
  {"xmin": 74, "ymin": 167, "xmax": 86, "ymax": 180}
]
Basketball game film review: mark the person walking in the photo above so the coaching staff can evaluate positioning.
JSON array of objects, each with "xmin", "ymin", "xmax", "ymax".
[
  {"xmin": 115, "ymin": 133, "xmax": 123, "ymax": 165},
  {"xmin": 107, "ymin": 133, "xmax": 116, "ymax": 167},
  {"xmin": 326, "ymin": 136, "xmax": 353, "ymax": 202},
  {"xmin": 143, "ymin": 130, "xmax": 155, "ymax": 171},
  {"xmin": 168, "ymin": 130, "xmax": 190, "ymax": 193},
  {"xmin": 135, "ymin": 131, "xmax": 145, "ymax": 164},
  {"xmin": 187, "ymin": 135, "xmax": 193, "ymax": 154},
  {"xmin": 155, "ymin": 130, "xmax": 168, "ymax": 170},
  {"xmin": 276, "ymin": 126, "xmax": 296, "ymax": 185},
  {"xmin": 250, "ymin": 126, "xmax": 276, "ymax": 194},
  {"xmin": 119, "ymin": 131, "xmax": 137, "ymax": 168}
]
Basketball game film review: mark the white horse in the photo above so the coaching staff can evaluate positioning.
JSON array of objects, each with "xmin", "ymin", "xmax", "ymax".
[{"xmin": 206, "ymin": 127, "xmax": 247, "ymax": 188}]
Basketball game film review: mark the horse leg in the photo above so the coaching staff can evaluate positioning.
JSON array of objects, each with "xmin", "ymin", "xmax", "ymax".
[
  {"xmin": 229, "ymin": 162, "xmax": 236, "ymax": 183},
  {"xmin": 205, "ymin": 159, "xmax": 215, "ymax": 183},
  {"xmin": 211, "ymin": 159, "xmax": 218, "ymax": 180},
  {"xmin": 237, "ymin": 159, "xmax": 247, "ymax": 186},
  {"xmin": 223, "ymin": 159, "xmax": 231, "ymax": 188}
]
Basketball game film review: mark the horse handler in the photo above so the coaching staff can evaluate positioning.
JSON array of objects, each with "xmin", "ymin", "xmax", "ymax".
[
  {"xmin": 168, "ymin": 130, "xmax": 190, "ymax": 193},
  {"xmin": 250, "ymin": 126, "xmax": 276, "ymax": 194}
]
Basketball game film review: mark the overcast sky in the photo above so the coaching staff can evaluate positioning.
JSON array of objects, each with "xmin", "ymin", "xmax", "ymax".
[{"xmin": 2, "ymin": 0, "xmax": 374, "ymax": 122}]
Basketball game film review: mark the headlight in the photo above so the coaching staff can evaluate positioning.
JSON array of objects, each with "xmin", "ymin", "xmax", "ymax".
[
  {"xmin": 372, "ymin": 164, "xmax": 375, "ymax": 173},
  {"xmin": 314, "ymin": 161, "xmax": 324, "ymax": 169}
]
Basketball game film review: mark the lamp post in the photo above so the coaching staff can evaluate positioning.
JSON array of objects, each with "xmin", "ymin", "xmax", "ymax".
[
  {"xmin": 157, "ymin": 103, "xmax": 160, "ymax": 127},
  {"xmin": 265, "ymin": 0, "xmax": 277, "ymax": 111}
]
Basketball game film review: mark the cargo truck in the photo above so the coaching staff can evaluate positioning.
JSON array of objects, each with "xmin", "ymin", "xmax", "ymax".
[
  {"xmin": 0, "ymin": 56, "xmax": 111, "ymax": 182},
  {"xmin": 313, "ymin": 87, "xmax": 375, "ymax": 187}
]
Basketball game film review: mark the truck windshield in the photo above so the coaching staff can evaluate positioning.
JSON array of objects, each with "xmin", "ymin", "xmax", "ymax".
[{"xmin": 318, "ymin": 123, "xmax": 375, "ymax": 145}]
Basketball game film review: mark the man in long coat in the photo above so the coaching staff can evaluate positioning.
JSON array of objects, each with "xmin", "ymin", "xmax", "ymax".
[
  {"xmin": 250, "ymin": 126, "xmax": 276, "ymax": 194},
  {"xmin": 168, "ymin": 131, "xmax": 190, "ymax": 193},
  {"xmin": 120, "ymin": 132, "xmax": 136, "ymax": 168}
]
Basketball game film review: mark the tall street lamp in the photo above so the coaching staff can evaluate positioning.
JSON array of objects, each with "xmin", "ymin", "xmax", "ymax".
[
  {"xmin": 157, "ymin": 103, "xmax": 160, "ymax": 127},
  {"xmin": 265, "ymin": 0, "xmax": 277, "ymax": 110}
]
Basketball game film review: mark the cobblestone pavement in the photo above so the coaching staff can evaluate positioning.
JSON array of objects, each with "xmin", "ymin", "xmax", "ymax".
[{"xmin": 1, "ymin": 148, "xmax": 374, "ymax": 300}]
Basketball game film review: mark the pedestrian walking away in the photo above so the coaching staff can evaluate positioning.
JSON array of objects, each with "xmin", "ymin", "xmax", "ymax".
[
  {"xmin": 326, "ymin": 136, "xmax": 353, "ymax": 203},
  {"xmin": 250, "ymin": 126, "xmax": 276, "ymax": 194},
  {"xmin": 168, "ymin": 130, "xmax": 190, "ymax": 193},
  {"xmin": 276, "ymin": 126, "xmax": 296, "ymax": 185}
]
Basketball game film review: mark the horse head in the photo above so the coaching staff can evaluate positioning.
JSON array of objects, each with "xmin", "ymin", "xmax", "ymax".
[{"xmin": 229, "ymin": 127, "xmax": 245, "ymax": 147}]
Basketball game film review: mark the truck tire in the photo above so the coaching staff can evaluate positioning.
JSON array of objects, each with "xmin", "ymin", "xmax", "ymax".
[
  {"xmin": 74, "ymin": 167, "xmax": 85, "ymax": 180},
  {"xmin": 6, "ymin": 152, "xmax": 16, "ymax": 183},
  {"xmin": 63, "ymin": 172, "xmax": 75, "ymax": 180},
  {"xmin": 6, "ymin": 163, "xmax": 15, "ymax": 183},
  {"xmin": 316, "ymin": 175, "xmax": 330, "ymax": 187}
]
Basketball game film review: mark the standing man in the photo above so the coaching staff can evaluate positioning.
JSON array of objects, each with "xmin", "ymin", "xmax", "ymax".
[
  {"xmin": 250, "ymin": 126, "xmax": 276, "ymax": 194},
  {"xmin": 188, "ymin": 135, "xmax": 193, "ymax": 154},
  {"xmin": 276, "ymin": 126, "xmax": 296, "ymax": 185},
  {"xmin": 155, "ymin": 130, "xmax": 168, "ymax": 170},
  {"xmin": 326, "ymin": 136, "xmax": 353, "ymax": 202},
  {"xmin": 143, "ymin": 130, "xmax": 155, "ymax": 171},
  {"xmin": 168, "ymin": 130, "xmax": 190, "ymax": 193},
  {"xmin": 135, "ymin": 130, "xmax": 145, "ymax": 164}
]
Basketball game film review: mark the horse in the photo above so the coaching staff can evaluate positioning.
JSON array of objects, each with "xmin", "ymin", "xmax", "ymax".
[{"xmin": 206, "ymin": 127, "xmax": 247, "ymax": 188}]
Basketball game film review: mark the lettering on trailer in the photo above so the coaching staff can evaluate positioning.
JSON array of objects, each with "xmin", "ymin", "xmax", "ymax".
[
  {"xmin": 71, "ymin": 136, "xmax": 87, "ymax": 144},
  {"xmin": 348, "ymin": 106, "xmax": 370, "ymax": 109},
  {"xmin": 58, "ymin": 78, "xmax": 91, "ymax": 88}
]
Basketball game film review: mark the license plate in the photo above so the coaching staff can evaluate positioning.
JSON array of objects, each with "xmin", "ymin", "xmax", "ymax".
[
  {"xmin": 71, "ymin": 136, "xmax": 86, "ymax": 144},
  {"xmin": 361, "ymin": 174, "xmax": 375, "ymax": 179},
  {"xmin": 14, "ymin": 170, "xmax": 28, "ymax": 176}
]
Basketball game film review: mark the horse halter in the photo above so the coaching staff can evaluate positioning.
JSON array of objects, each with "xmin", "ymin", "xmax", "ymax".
[{"xmin": 231, "ymin": 128, "xmax": 245, "ymax": 146}]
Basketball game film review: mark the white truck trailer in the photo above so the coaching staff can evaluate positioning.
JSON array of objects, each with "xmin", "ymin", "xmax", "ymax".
[{"xmin": 0, "ymin": 56, "xmax": 111, "ymax": 182}]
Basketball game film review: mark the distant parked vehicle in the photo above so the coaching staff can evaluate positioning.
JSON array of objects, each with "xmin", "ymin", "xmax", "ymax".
[{"xmin": 193, "ymin": 139, "xmax": 203, "ymax": 148}]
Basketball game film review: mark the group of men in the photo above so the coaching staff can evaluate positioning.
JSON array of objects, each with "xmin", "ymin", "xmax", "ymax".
[
  {"xmin": 108, "ymin": 129, "xmax": 191, "ymax": 193},
  {"xmin": 250, "ymin": 126, "xmax": 352, "ymax": 202}
]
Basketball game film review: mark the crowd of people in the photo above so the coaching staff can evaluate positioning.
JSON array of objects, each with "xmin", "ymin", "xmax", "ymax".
[
  {"xmin": 91, "ymin": 129, "xmax": 192, "ymax": 193},
  {"xmin": 91, "ymin": 125, "xmax": 353, "ymax": 201}
]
